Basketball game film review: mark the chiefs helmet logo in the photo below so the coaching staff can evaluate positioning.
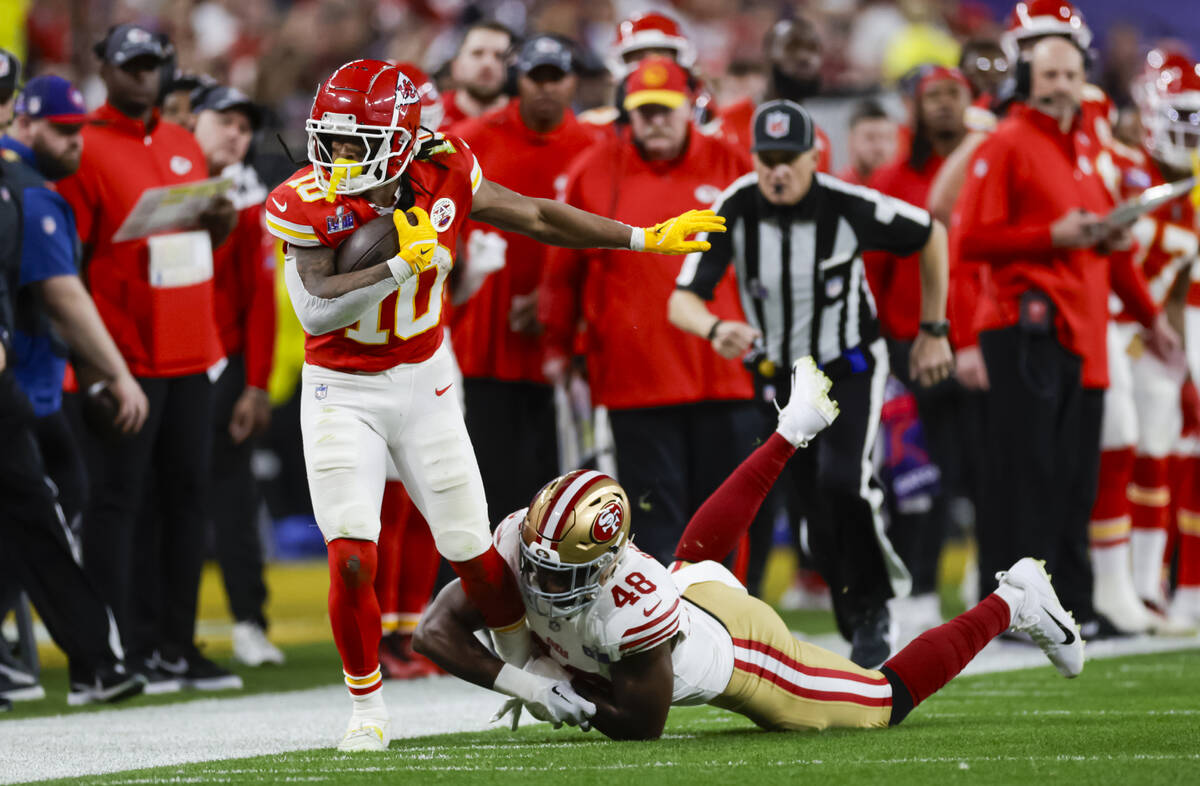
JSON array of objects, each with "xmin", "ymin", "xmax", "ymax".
[
  {"xmin": 396, "ymin": 77, "xmax": 420, "ymax": 105},
  {"xmin": 592, "ymin": 501, "xmax": 623, "ymax": 542}
]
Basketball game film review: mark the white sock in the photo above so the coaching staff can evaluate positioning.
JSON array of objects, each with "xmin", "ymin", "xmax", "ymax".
[
  {"xmin": 993, "ymin": 584, "xmax": 1025, "ymax": 625},
  {"xmin": 1130, "ymin": 529, "xmax": 1168, "ymax": 602}
]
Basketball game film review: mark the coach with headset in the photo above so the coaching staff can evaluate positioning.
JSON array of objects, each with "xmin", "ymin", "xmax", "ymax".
[
  {"xmin": 670, "ymin": 99, "xmax": 954, "ymax": 669},
  {"xmin": 952, "ymin": 36, "xmax": 1179, "ymax": 634}
]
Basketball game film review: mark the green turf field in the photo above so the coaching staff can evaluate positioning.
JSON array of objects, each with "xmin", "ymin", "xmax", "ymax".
[{"xmin": 22, "ymin": 650, "xmax": 1199, "ymax": 786}]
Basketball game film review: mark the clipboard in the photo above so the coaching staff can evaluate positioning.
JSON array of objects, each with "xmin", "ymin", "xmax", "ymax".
[{"xmin": 112, "ymin": 176, "xmax": 233, "ymax": 242}]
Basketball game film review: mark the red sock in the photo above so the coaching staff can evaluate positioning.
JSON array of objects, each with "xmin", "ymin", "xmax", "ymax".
[
  {"xmin": 882, "ymin": 594, "xmax": 1010, "ymax": 722},
  {"xmin": 375, "ymin": 482, "xmax": 406, "ymax": 631},
  {"xmin": 1130, "ymin": 455, "xmax": 1171, "ymax": 533},
  {"xmin": 674, "ymin": 432, "xmax": 795, "ymax": 564},
  {"xmin": 328, "ymin": 538, "xmax": 382, "ymax": 689},
  {"xmin": 1089, "ymin": 447, "xmax": 1134, "ymax": 548},
  {"xmin": 450, "ymin": 545, "xmax": 525, "ymax": 629},
  {"xmin": 397, "ymin": 504, "xmax": 440, "ymax": 631},
  {"xmin": 1177, "ymin": 457, "xmax": 1200, "ymax": 588}
]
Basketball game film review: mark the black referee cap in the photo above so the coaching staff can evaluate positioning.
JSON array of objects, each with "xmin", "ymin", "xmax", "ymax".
[
  {"xmin": 0, "ymin": 49, "xmax": 21, "ymax": 103},
  {"xmin": 751, "ymin": 99, "xmax": 815, "ymax": 154}
]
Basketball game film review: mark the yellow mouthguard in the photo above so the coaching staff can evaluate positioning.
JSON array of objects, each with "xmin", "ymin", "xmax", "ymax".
[
  {"xmin": 326, "ymin": 158, "xmax": 364, "ymax": 202},
  {"xmin": 1191, "ymin": 151, "xmax": 1200, "ymax": 209}
]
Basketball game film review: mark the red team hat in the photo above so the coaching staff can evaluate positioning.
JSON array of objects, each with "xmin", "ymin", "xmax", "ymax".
[
  {"xmin": 1001, "ymin": 0, "xmax": 1092, "ymax": 61},
  {"xmin": 610, "ymin": 11, "xmax": 696, "ymax": 75},
  {"xmin": 622, "ymin": 56, "xmax": 691, "ymax": 111}
]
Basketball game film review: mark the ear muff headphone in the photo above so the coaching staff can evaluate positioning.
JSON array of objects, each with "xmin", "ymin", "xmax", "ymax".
[{"xmin": 1013, "ymin": 38, "xmax": 1093, "ymax": 99}]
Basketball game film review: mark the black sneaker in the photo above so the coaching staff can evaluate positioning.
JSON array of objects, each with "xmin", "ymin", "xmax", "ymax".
[
  {"xmin": 178, "ymin": 650, "xmax": 243, "ymax": 691},
  {"xmin": 849, "ymin": 605, "xmax": 896, "ymax": 669},
  {"xmin": 68, "ymin": 662, "xmax": 147, "ymax": 706},
  {"xmin": 131, "ymin": 655, "xmax": 183, "ymax": 695},
  {"xmin": 0, "ymin": 659, "xmax": 45, "ymax": 702}
]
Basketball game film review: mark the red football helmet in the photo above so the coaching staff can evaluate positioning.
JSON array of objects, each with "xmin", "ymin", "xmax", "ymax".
[
  {"xmin": 609, "ymin": 11, "xmax": 696, "ymax": 76},
  {"xmin": 1136, "ymin": 50, "xmax": 1200, "ymax": 170},
  {"xmin": 1001, "ymin": 0, "xmax": 1092, "ymax": 62},
  {"xmin": 393, "ymin": 61, "xmax": 444, "ymax": 131},
  {"xmin": 306, "ymin": 59, "xmax": 422, "ymax": 195}
]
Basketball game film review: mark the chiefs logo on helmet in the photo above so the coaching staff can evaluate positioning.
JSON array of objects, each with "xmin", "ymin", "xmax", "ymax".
[{"xmin": 592, "ymin": 501, "xmax": 624, "ymax": 542}]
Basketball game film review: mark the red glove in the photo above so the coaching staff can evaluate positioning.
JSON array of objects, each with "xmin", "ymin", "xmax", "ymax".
[{"xmin": 1182, "ymin": 378, "xmax": 1200, "ymax": 437}]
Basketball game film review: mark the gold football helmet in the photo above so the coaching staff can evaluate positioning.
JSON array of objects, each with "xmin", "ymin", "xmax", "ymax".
[{"xmin": 519, "ymin": 470, "xmax": 632, "ymax": 618}]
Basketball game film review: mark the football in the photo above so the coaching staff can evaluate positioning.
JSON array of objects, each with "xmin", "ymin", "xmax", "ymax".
[{"xmin": 332, "ymin": 211, "xmax": 416, "ymax": 274}]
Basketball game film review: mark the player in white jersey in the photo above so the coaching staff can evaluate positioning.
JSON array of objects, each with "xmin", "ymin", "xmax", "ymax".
[{"xmin": 415, "ymin": 359, "xmax": 1086, "ymax": 737}]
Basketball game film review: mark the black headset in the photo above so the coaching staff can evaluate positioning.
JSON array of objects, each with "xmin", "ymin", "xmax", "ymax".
[{"xmin": 1013, "ymin": 38, "xmax": 1094, "ymax": 99}]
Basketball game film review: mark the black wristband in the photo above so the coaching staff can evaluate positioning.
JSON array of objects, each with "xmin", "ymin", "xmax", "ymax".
[
  {"xmin": 918, "ymin": 320, "xmax": 950, "ymax": 338},
  {"xmin": 706, "ymin": 320, "xmax": 723, "ymax": 341}
]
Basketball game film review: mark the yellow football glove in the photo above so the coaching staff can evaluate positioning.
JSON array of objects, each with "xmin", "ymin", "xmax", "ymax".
[
  {"xmin": 325, "ymin": 158, "xmax": 363, "ymax": 202},
  {"xmin": 393, "ymin": 206, "xmax": 439, "ymax": 275},
  {"xmin": 633, "ymin": 209, "xmax": 726, "ymax": 255}
]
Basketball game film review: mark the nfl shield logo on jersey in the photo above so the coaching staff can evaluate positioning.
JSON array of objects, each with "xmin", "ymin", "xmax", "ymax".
[
  {"xmin": 326, "ymin": 205, "xmax": 356, "ymax": 234},
  {"xmin": 765, "ymin": 111, "xmax": 790, "ymax": 139},
  {"xmin": 314, "ymin": 384, "xmax": 328, "ymax": 400}
]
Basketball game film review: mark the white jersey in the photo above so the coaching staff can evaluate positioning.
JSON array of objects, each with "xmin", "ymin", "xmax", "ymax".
[{"xmin": 494, "ymin": 511, "xmax": 734, "ymax": 705}]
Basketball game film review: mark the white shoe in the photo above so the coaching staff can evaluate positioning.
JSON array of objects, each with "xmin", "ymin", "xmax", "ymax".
[
  {"xmin": 338, "ymin": 715, "xmax": 391, "ymax": 752},
  {"xmin": 1169, "ymin": 586, "xmax": 1200, "ymax": 624},
  {"xmin": 1141, "ymin": 599, "xmax": 1198, "ymax": 636},
  {"xmin": 996, "ymin": 558, "xmax": 1085, "ymax": 678},
  {"xmin": 775, "ymin": 357, "xmax": 839, "ymax": 447},
  {"xmin": 232, "ymin": 622, "xmax": 286, "ymax": 667}
]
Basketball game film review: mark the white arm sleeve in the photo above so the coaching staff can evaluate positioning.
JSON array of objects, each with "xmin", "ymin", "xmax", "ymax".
[{"xmin": 283, "ymin": 254, "xmax": 400, "ymax": 336}]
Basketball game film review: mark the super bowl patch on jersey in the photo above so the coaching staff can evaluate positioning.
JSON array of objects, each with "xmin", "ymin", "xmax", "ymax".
[
  {"xmin": 326, "ymin": 206, "xmax": 356, "ymax": 234},
  {"xmin": 430, "ymin": 198, "xmax": 456, "ymax": 232}
]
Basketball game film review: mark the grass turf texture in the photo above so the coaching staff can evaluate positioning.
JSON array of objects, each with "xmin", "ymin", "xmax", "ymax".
[{"xmin": 23, "ymin": 650, "xmax": 1199, "ymax": 786}]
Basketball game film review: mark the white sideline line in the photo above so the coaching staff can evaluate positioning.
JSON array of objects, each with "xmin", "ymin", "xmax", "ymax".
[{"xmin": 1, "ymin": 635, "xmax": 1196, "ymax": 784}]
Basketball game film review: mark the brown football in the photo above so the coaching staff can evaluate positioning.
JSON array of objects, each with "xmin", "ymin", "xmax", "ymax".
[{"xmin": 333, "ymin": 211, "xmax": 415, "ymax": 274}]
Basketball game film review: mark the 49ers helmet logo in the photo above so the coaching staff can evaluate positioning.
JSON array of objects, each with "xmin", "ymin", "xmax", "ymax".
[{"xmin": 592, "ymin": 501, "xmax": 624, "ymax": 542}]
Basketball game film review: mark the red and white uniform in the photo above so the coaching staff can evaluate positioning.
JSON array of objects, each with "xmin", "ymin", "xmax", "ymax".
[
  {"xmin": 264, "ymin": 133, "xmax": 494, "ymax": 555},
  {"xmin": 494, "ymin": 510, "xmax": 733, "ymax": 704}
]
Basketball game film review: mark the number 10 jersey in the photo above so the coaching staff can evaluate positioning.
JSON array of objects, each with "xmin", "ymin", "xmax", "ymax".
[{"xmin": 264, "ymin": 131, "xmax": 482, "ymax": 372}]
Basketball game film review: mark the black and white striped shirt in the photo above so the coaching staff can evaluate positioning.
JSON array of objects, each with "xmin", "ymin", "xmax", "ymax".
[{"xmin": 676, "ymin": 171, "xmax": 932, "ymax": 371}]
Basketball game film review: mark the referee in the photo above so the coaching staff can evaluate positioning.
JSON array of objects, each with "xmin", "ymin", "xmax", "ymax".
[{"xmin": 669, "ymin": 100, "xmax": 954, "ymax": 668}]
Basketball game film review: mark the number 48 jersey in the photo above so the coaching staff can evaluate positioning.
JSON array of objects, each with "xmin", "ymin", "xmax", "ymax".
[
  {"xmin": 264, "ymin": 131, "xmax": 483, "ymax": 372},
  {"xmin": 493, "ymin": 510, "xmax": 733, "ymax": 705}
]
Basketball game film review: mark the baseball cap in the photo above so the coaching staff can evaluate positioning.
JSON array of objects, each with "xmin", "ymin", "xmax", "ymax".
[
  {"xmin": 15, "ymin": 75, "xmax": 87, "ymax": 125},
  {"xmin": 516, "ymin": 35, "xmax": 574, "ymax": 75},
  {"xmin": 0, "ymin": 49, "xmax": 21, "ymax": 102},
  {"xmin": 192, "ymin": 85, "xmax": 262, "ymax": 130},
  {"xmin": 751, "ymin": 99, "xmax": 815, "ymax": 154},
  {"xmin": 93, "ymin": 24, "xmax": 172, "ymax": 66},
  {"xmin": 916, "ymin": 65, "xmax": 971, "ymax": 98},
  {"xmin": 622, "ymin": 56, "xmax": 689, "ymax": 111}
]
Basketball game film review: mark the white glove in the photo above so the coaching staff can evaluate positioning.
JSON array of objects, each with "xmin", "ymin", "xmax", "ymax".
[
  {"xmin": 492, "ymin": 663, "xmax": 596, "ymax": 730},
  {"xmin": 454, "ymin": 229, "xmax": 508, "ymax": 305}
]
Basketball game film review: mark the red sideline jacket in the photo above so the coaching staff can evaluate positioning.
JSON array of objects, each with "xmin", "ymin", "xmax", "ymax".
[
  {"xmin": 57, "ymin": 104, "xmax": 222, "ymax": 377},
  {"xmin": 539, "ymin": 127, "xmax": 754, "ymax": 410},
  {"xmin": 448, "ymin": 100, "xmax": 602, "ymax": 383},
  {"xmin": 213, "ymin": 175, "xmax": 275, "ymax": 389},
  {"xmin": 953, "ymin": 104, "xmax": 1157, "ymax": 389}
]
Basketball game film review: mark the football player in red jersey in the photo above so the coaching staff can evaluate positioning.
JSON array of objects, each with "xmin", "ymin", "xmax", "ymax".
[
  {"xmin": 414, "ymin": 359, "xmax": 1084, "ymax": 738},
  {"xmin": 1090, "ymin": 50, "xmax": 1200, "ymax": 632},
  {"xmin": 264, "ymin": 59, "xmax": 725, "ymax": 751}
]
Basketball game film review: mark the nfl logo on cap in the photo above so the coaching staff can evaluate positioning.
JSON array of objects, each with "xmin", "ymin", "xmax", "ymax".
[{"xmin": 765, "ymin": 111, "xmax": 790, "ymax": 139}]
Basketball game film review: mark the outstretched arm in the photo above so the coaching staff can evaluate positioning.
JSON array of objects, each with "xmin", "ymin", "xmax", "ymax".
[{"xmin": 471, "ymin": 177, "xmax": 724, "ymax": 253}]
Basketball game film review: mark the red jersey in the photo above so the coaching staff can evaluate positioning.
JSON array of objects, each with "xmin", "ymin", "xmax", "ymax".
[
  {"xmin": 539, "ymin": 127, "xmax": 754, "ymax": 409},
  {"xmin": 715, "ymin": 97, "xmax": 831, "ymax": 173},
  {"xmin": 213, "ymin": 167, "xmax": 275, "ymax": 389},
  {"xmin": 56, "ymin": 104, "xmax": 222, "ymax": 377},
  {"xmin": 1107, "ymin": 146, "xmax": 1199, "ymax": 320},
  {"xmin": 447, "ymin": 101, "xmax": 601, "ymax": 383},
  {"xmin": 954, "ymin": 104, "xmax": 1157, "ymax": 389},
  {"xmin": 264, "ymin": 132, "xmax": 482, "ymax": 372},
  {"xmin": 864, "ymin": 151, "xmax": 947, "ymax": 341}
]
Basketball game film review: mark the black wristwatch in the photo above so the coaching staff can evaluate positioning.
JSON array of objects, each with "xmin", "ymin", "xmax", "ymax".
[{"xmin": 918, "ymin": 320, "xmax": 950, "ymax": 338}]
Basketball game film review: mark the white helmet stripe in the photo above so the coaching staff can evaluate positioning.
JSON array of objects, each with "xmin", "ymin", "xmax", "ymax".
[{"xmin": 543, "ymin": 470, "xmax": 606, "ymax": 542}]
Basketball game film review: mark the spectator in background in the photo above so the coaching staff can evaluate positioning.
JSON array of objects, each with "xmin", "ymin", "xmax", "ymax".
[
  {"xmin": 56, "ymin": 24, "xmax": 240, "ymax": 693},
  {"xmin": 866, "ymin": 66, "xmax": 973, "ymax": 636},
  {"xmin": 952, "ymin": 37, "xmax": 1178, "ymax": 638},
  {"xmin": 837, "ymin": 99, "xmax": 898, "ymax": 186},
  {"xmin": 0, "ymin": 57, "xmax": 147, "ymax": 710},
  {"xmin": 189, "ymin": 84, "xmax": 284, "ymax": 666},
  {"xmin": 717, "ymin": 16, "xmax": 833, "ymax": 172},
  {"xmin": 441, "ymin": 21, "xmax": 514, "ymax": 128},
  {"xmin": 958, "ymin": 38, "xmax": 1009, "ymax": 100},
  {"xmin": 540, "ymin": 56, "xmax": 755, "ymax": 567},
  {"xmin": 450, "ymin": 35, "xmax": 600, "ymax": 517}
]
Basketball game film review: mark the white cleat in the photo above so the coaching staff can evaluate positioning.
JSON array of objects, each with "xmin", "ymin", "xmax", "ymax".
[
  {"xmin": 232, "ymin": 622, "xmax": 286, "ymax": 667},
  {"xmin": 996, "ymin": 558, "xmax": 1085, "ymax": 678},
  {"xmin": 1141, "ymin": 600, "xmax": 1198, "ymax": 637},
  {"xmin": 338, "ymin": 716, "xmax": 391, "ymax": 752},
  {"xmin": 775, "ymin": 357, "xmax": 839, "ymax": 447}
]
